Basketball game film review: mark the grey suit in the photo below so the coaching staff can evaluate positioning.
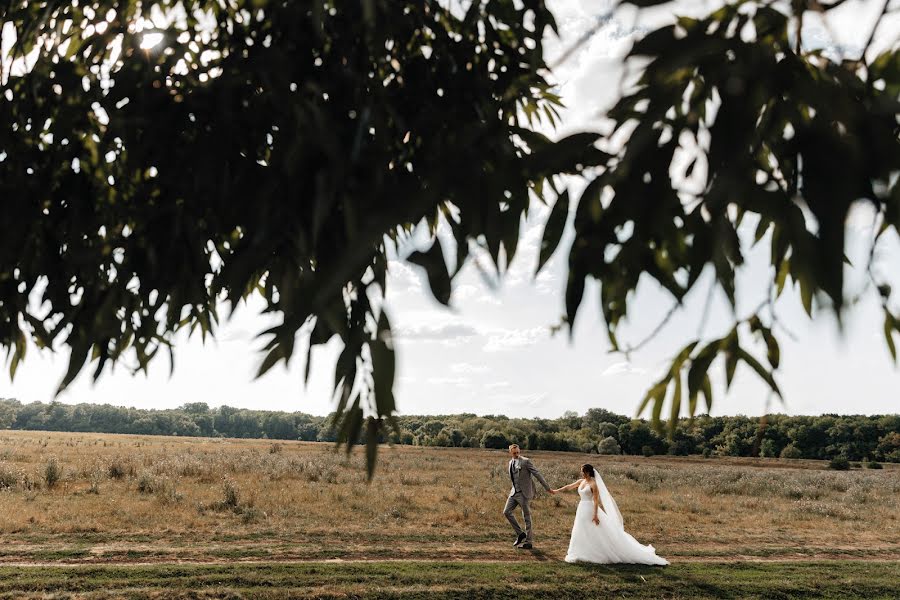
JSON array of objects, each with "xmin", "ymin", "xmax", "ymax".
[{"xmin": 502, "ymin": 456, "xmax": 551, "ymax": 544}]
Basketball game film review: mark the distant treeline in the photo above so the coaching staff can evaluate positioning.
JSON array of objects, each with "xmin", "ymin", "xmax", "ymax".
[{"xmin": 1, "ymin": 399, "xmax": 898, "ymax": 463}]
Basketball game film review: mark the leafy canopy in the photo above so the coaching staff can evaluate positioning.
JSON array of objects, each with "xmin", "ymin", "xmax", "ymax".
[
  {"xmin": 567, "ymin": 0, "xmax": 899, "ymax": 427},
  {"xmin": 1, "ymin": 0, "xmax": 898, "ymax": 473}
]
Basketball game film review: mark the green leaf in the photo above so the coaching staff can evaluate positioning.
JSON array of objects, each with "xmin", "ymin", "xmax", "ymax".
[
  {"xmin": 762, "ymin": 328, "xmax": 780, "ymax": 369},
  {"xmin": 687, "ymin": 342, "xmax": 717, "ymax": 414},
  {"xmin": 361, "ymin": 0, "xmax": 375, "ymax": 24},
  {"xmin": 8, "ymin": 330, "xmax": 26, "ymax": 381},
  {"xmin": 754, "ymin": 216, "xmax": 771, "ymax": 245},
  {"xmin": 565, "ymin": 270, "xmax": 586, "ymax": 334},
  {"xmin": 408, "ymin": 240, "xmax": 452, "ymax": 305},
  {"xmin": 670, "ymin": 341, "xmax": 700, "ymax": 375},
  {"xmin": 700, "ymin": 374, "xmax": 713, "ymax": 413},
  {"xmin": 527, "ymin": 132, "xmax": 607, "ymax": 176},
  {"xmin": 536, "ymin": 190, "xmax": 569, "ymax": 275},
  {"xmin": 256, "ymin": 341, "xmax": 285, "ymax": 378},
  {"xmin": 685, "ymin": 157, "xmax": 697, "ymax": 179},
  {"xmin": 303, "ymin": 342, "xmax": 313, "ymax": 387},
  {"xmin": 737, "ymin": 347, "xmax": 782, "ymax": 398},
  {"xmin": 885, "ymin": 312, "xmax": 897, "ymax": 363},
  {"xmin": 799, "ymin": 275, "xmax": 814, "ymax": 317},
  {"xmin": 775, "ymin": 259, "xmax": 790, "ymax": 298},
  {"xmin": 669, "ymin": 371, "xmax": 682, "ymax": 434},
  {"xmin": 370, "ymin": 310, "xmax": 396, "ymax": 418},
  {"xmin": 64, "ymin": 34, "xmax": 84, "ymax": 59},
  {"xmin": 748, "ymin": 315, "xmax": 763, "ymax": 335},
  {"xmin": 334, "ymin": 342, "xmax": 358, "ymax": 395},
  {"xmin": 753, "ymin": 6, "xmax": 789, "ymax": 44},
  {"xmin": 337, "ymin": 400, "xmax": 364, "ymax": 450},
  {"xmin": 500, "ymin": 210, "xmax": 521, "ymax": 270},
  {"xmin": 365, "ymin": 418, "xmax": 380, "ymax": 479},
  {"xmin": 651, "ymin": 383, "xmax": 666, "ymax": 433},
  {"xmin": 58, "ymin": 339, "xmax": 91, "ymax": 393},
  {"xmin": 638, "ymin": 381, "xmax": 667, "ymax": 417},
  {"xmin": 725, "ymin": 350, "xmax": 738, "ymax": 389},
  {"xmin": 629, "ymin": 25, "xmax": 676, "ymax": 58},
  {"xmin": 688, "ymin": 386, "xmax": 699, "ymax": 420}
]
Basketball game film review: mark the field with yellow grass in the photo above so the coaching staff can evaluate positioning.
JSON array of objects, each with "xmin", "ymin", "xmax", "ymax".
[{"xmin": 0, "ymin": 429, "xmax": 898, "ymax": 598}]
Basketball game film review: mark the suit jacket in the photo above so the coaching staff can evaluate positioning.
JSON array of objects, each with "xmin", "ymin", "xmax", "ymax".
[{"xmin": 507, "ymin": 456, "xmax": 550, "ymax": 500}]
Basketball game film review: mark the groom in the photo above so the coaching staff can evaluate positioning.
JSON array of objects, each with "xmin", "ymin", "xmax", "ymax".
[{"xmin": 503, "ymin": 443, "xmax": 554, "ymax": 550}]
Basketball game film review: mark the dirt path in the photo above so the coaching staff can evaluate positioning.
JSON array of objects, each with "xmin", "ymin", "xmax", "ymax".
[{"xmin": 2, "ymin": 555, "xmax": 899, "ymax": 568}]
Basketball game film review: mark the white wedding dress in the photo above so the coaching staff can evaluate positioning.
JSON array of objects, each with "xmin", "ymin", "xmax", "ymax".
[{"xmin": 564, "ymin": 477, "xmax": 668, "ymax": 565}]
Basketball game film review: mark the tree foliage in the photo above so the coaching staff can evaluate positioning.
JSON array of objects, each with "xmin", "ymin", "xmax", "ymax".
[
  {"xmin": 564, "ymin": 0, "xmax": 900, "ymax": 431},
  {"xmin": 0, "ymin": 0, "xmax": 606, "ymax": 474},
  {"xmin": 1, "ymin": 0, "xmax": 898, "ymax": 474}
]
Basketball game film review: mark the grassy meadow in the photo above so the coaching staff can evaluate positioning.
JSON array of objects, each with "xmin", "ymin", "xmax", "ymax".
[{"xmin": 0, "ymin": 429, "xmax": 898, "ymax": 598}]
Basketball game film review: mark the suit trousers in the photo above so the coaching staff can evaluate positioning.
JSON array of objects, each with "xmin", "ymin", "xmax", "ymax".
[{"xmin": 503, "ymin": 492, "xmax": 533, "ymax": 543}]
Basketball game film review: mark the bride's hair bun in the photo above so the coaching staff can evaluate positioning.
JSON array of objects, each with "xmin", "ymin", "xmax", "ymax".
[{"xmin": 581, "ymin": 463, "xmax": 595, "ymax": 478}]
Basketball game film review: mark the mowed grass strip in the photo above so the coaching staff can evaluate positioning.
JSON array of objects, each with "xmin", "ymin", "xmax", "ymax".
[{"xmin": 0, "ymin": 561, "xmax": 898, "ymax": 599}]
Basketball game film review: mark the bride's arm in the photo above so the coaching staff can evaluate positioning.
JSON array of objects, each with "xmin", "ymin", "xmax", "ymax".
[
  {"xmin": 551, "ymin": 478, "xmax": 584, "ymax": 494},
  {"xmin": 591, "ymin": 482, "xmax": 603, "ymax": 524}
]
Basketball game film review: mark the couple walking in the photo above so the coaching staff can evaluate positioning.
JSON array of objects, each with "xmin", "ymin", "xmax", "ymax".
[{"xmin": 503, "ymin": 443, "xmax": 668, "ymax": 565}]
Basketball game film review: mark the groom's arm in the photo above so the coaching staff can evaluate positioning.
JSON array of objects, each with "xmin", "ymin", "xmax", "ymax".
[{"xmin": 525, "ymin": 459, "xmax": 553, "ymax": 492}]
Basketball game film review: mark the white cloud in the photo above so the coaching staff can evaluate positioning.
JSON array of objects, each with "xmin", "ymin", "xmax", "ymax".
[
  {"xmin": 394, "ymin": 323, "xmax": 479, "ymax": 345},
  {"xmin": 601, "ymin": 362, "xmax": 648, "ymax": 377},
  {"xmin": 454, "ymin": 284, "xmax": 501, "ymax": 306},
  {"xmin": 426, "ymin": 376, "xmax": 471, "ymax": 387},
  {"xmin": 451, "ymin": 362, "xmax": 490, "ymax": 374},
  {"xmin": 485, "ymin": 381, "xmax": 511, "ymax": 390},
  {"xmin": 483, "ymin": 327, "xmax": 547, "ymax": 352},
  {"xmin": 220, "ymin": 328, "xmax": 254, "ymax": 343},
  {"xmin": 393, "ymin": 322, "xmax": 550, "ymax": 353},
  {"xmin": 490, "ymin": 392, "xmax": 549, "ymax": 408},
  {"xmin": 386, "ymin": 260, "xmax": 423, "ymax": 295},
  {"xmin": 535, "ymin": 260, "xmax": 559, "ymax": 295}
]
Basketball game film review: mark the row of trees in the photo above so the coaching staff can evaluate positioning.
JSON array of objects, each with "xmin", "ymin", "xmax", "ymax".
[{"xmin": 2, "ymin": 400, "xmax": 898, "ymax": 463}]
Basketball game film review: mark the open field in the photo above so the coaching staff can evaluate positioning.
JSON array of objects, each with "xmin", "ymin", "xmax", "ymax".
[{"xmin": 0, "ymin": 429, "xmax": 898, "ymax": 597}]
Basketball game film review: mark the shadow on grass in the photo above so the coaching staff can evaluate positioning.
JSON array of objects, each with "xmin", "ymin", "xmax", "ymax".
[
  {"xmin": 564, "ymin": 563, "xmax": 736, "ymax": 599},
  {"xmin": 560, "ymin": 561, "xmax": 879, "ymax": 600},
  {"xmin": 524, "ymin": 548, "xmax": 551, "ymax": 562}
]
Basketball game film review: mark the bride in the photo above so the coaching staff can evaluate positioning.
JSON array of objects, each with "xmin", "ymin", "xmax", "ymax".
[{"xmin": 552, "ymin": 464, "xmax": 668, "ymax": 565}]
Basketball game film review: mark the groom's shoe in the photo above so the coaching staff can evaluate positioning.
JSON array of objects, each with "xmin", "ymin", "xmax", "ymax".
[
  {"xmin": 513, "ymin": 533, "xmax": 526, "ymax": 546},
  {"xmin": 517, "ymin": 543, "xmax": 533, "ymax": 550}
]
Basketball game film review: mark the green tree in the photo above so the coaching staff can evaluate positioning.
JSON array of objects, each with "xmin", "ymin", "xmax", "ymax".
[
  {"xmin": 598, "ymin": 422, "xmax": 619, "ymax": 439},
  {"xmin": 2, "ymin": 0, "xmax": 898, "ymax": 474},
  {"xmin": 759, "ymin": 439, "xmax": 778, "ymax": 458},
  {"xmin": 876, "ymin": 432, "xmax": 900, "ymax": 462},
  {"xmin": 582, "ymin": 409, "xmax": 628, "ymax": 430},
  {"xmin": 618, "ymin": 420, "xmax": 666, "ymax": 456},
  {"xmin": 0, "ymin": 400, "xmax": 17, "ymax": 429},
  {"xmin": 779, "ymin": 444, "xmax": 803, "ymax": 459},
  {"xmin": 0, "ymin": 0, "xmax": 601, "ymax": 475},
  {"xmin": 668, "ymin": 428, "xmax": 698, "ymax": 456},
  {"xmin": 479, "ymin": 429, "xmax": 510, "ymax": 450},
  {"xmin": 597, "ymin": 436, "xmax": 621, "ymax": 455}
]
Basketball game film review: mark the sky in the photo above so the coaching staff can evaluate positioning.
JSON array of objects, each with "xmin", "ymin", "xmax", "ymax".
[{"xmin": 2, "ymin": 0, "xmax": 899, "ymax": 419}]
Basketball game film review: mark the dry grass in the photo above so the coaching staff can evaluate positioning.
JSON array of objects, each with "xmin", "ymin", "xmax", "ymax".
[{"xmin": 0, "ymin": 430, "xmax": 898, "ymax": 564}]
